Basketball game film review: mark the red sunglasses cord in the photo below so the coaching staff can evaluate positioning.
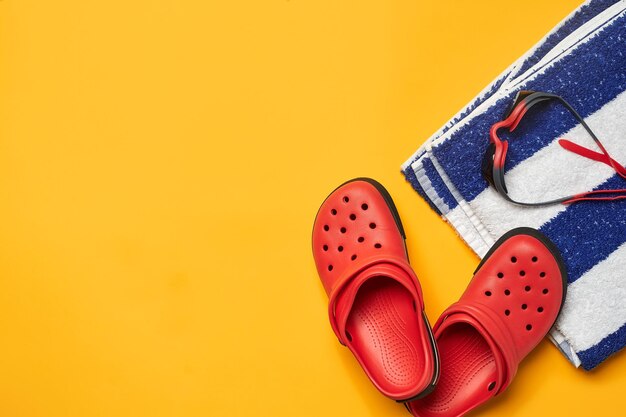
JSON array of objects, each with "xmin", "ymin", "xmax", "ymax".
[
  {"xmin": 490, "ymin": 91, "xmax": 626, "ymax": 205},
  {"xmin": 558, "ymin": 138, "xmax": 626, "ymax": 204}
]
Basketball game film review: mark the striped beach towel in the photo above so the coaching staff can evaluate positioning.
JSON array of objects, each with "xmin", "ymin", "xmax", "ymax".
[{"xmin": 402, "ymin": 0, "xmax": 626, "ymax": 370}]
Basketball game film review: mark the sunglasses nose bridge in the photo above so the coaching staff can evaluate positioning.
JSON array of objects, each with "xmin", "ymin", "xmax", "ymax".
[{"xmin": 489, "ymin": 120, "xmax": 509, "ymax": 142}]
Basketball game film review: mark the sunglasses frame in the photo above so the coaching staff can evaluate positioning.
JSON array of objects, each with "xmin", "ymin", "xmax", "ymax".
[{"xmin": 482, "ymin": 90, "xmax": 626, "ymax": 206}]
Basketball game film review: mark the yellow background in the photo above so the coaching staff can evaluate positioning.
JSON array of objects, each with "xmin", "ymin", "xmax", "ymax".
[{"xmin": 1, "ymin": 1, "xmax": 625, "ymax": 416}]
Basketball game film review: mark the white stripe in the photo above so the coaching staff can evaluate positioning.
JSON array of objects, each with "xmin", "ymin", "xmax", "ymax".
[
  {"xmin": 444, "ymin": 208, "xmax": 491, "ymax": 257},
  {"xmin": 549, "ymin": 329, "xmax": 582, "ymax": 367},
  {"xmin": 555, "ymin": 243, "xmax": 626, "ymax": 352}
]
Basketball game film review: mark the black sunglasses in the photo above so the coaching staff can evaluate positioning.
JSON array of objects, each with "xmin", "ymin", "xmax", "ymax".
[{"xmin": 482, "ymin": 91, "xmax": 626, "ymax": 206}]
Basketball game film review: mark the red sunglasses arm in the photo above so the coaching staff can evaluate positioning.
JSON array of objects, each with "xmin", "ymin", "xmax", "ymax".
[
  {"xmin": 564, "ymin": 189, "xmax": 626, "ymax": 204},
  {"xmin": 559, "ymin": 139, "xmax": 626, "ymax": 178}
]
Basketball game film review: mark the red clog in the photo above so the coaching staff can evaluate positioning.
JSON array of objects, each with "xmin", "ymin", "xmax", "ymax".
[
  {"xmin": 407, "ymin": 227, "xmax": 567, "ymax": 417},
  {"xmin": 312, "ymin": 178, "xmax": 439, "ymax": 401}
]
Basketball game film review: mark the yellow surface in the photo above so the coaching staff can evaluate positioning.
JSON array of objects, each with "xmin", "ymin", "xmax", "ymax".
[{"xmin": 1, "ymin": 1, "xmax": 625, "ymax": 416}]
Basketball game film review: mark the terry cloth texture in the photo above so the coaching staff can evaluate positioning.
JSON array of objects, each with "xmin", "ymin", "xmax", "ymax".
[{"xmin": 402, "ymin": 0, "xmax": 626, "ymax": 370}]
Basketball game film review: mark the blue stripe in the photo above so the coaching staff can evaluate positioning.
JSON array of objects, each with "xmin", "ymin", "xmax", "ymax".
[
  {"xmin": 430, "ymin": 15, "xmax": 626, "ymax": 203},
  {"xmin": 422, "ymin": 158, "xmax": 457, "ymax": 211},
  {"xmin": 538, "ymin": 175, "xmax": 626, "ymax": 284},
  {"xmin": 402, "ymin": 161, "xmax": 443, "ymax": 215},
  {"xmin": 515, "ymin": 0, "xmax": 621, "ymax": 76},
  {"xmin": 577, "ymin": 321, "xmax": 626, "ymax": 370},
  {"xmin": 440, "ymin": 80, "xmax": 507, "ymax": 137}
]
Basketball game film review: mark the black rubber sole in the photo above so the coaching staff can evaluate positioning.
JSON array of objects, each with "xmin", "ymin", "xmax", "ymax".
[
  {"xmin": 313, "ymin": 177, "xmax": 440, "ymax": 402},
  {"xmin": 473, "ymin": 226, "xmax": 568, "ymax": 314}
]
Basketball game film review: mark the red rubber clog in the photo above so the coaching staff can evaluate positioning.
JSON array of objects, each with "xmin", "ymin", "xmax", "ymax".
[
  {"xmin": 312, "ymin": 178, "xmax": 439, "ymax": 401},
  {"xmin": 407, "ymin": 227, "xmax": 567, "ymax": 417}
]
